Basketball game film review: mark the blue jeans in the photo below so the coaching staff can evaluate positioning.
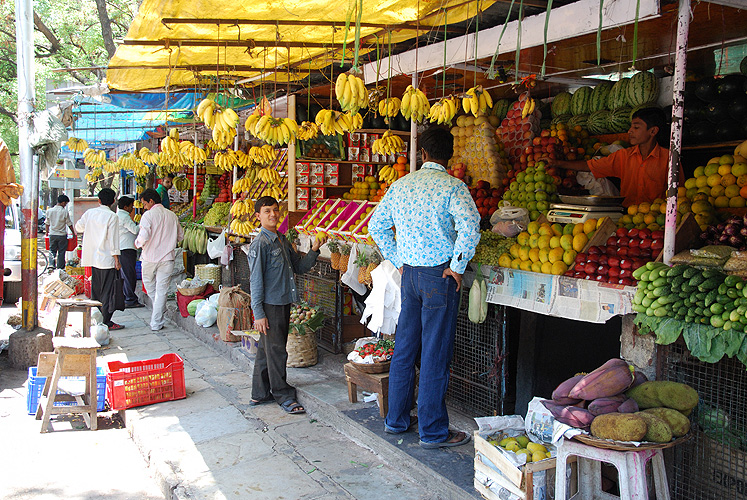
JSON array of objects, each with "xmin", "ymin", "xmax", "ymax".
[{"xmin": 384, "ymin": 262, "xmax": 459, "ymax": 443}]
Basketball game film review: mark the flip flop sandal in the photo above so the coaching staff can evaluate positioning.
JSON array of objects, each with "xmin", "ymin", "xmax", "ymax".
[
  {"xmin": 419, "ymin": 430, "xmax": 471, "ymax": 449},
  {"xmin": 281, "ymin": 400, "xmax": 306, "ymax": 414},
  {"xmin": 249, "ymin": 397, "xmax": 274, "ymax": 406},
  {"xmin": 384, "ymin": 416, "xmax": 418, "ymax": 434},
  {"xmin": 109, "ymin": 323, "xmax": 125, "ymax": 331}
]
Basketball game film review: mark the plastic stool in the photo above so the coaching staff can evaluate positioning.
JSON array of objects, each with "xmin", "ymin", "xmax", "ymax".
[{"xmin": 554, "ymin": 437, "xmax": 670, "ymax": 500}]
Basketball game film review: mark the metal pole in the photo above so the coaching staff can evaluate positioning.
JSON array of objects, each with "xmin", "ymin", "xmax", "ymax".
[
  {"xmin": 663, "ymin": 0, "xmax": 690, "ymax": 265},
  {"xmin": 288, "ymin": 94, "xmax": 297, "ymax": 211},
  {"xmin": 409, "ymin": 73, "xmax": 418, "ymax": 172},
  {"xmin": 16, "ymin": 0, "xmax": 37, "ymax": 330},
  {"xmin": 193, "ymin": 133, "xmax": 198, "ymax": 218}
]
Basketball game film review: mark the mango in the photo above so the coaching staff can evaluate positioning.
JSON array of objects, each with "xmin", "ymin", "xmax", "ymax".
[
  {"xmin": 526, "ymin": 442, "xmax": 547, "ymax": 454},
  {"xmin": 590, "ymin": 413, "xmax": 647, "ymax": 442},
  {"xmin": 643, "ymin": 408, "xmax": 691, "ymax": 437},
  {"xmin": 516, "ymin": 435, "xmax": 530, "ymax": 448},
  {"xmin": 635, "ymin": 412, "xmax": 673, "ymax": 443}
]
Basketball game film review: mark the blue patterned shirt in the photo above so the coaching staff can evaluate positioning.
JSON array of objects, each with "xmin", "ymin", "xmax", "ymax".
[{"xmin": 368, "ymin": 162, "xmax": 481, "ymax": 274}]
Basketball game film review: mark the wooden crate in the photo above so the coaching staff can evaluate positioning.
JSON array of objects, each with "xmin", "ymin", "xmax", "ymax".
[
  {"xmin": 581, "ymin": 216, "xmax": 618, "ymax": 253},
  {"xmin": 654, "ymin": 212, "xmax": 701, "ymax": 262},
  {"xmin": 473, "ymin": 431, "xmax": 557, "ymax": 500}
]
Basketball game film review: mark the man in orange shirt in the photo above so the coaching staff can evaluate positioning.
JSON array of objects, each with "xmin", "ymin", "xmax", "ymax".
[{"xmin": 552, "ymin": 107, "xmax": 682, "ymax": 207}]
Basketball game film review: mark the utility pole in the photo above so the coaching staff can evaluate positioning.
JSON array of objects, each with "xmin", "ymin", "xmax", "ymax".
[{"xmin": 16, "ymin": 0, "xmax": 39, "ymax": 329}]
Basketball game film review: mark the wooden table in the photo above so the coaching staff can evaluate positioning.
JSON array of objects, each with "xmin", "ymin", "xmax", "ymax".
[{"xmin": 344, "ymin": 362, "xmax": 389, "ymax": 418}]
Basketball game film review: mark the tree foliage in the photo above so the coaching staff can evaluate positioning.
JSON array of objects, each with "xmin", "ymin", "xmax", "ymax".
[{"xmin": 0, "ymin": 0, "xmax": 138, "ymax": 154}]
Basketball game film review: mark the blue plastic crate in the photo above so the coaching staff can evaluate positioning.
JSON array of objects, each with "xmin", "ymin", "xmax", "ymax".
[{"xmin": 27, "ymin": 366, "xmax": 106, "ymax": 415}]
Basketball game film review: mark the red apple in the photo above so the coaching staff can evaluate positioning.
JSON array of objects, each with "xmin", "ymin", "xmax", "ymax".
[
  {"xmin": 628, "ymin": 247, "xmax": 642, "ymax": 258},
  {"xmin": 619, "ymin": 259, "xmax": 632, "ymax": 270},
  {"xmin": 608, "ymin": 266, "xmax": 621, "ymax": 278},
  {"xmin": 574, "ymin": 262, "xmax": 586, "ymax": 273},
  {"xmin": 628, "ymin": 238, "xmax": 640, "ymax": 249},
  {"xmin": 639, "ymin": 228, "xmax": 652, "ymax": 238},
  {"xmin": 584, "ymin": 263, "xmax": 597, "ymax": 275},
  {"xmin": 573, "ymin": 272, "xmax": 585, "ymax": 278},
  {"xmin": 608, "ymin": 256, "xmax": 621, "ymax": 267},
  {"xmin": 632, "ymin": 259, "xmax": 646, "ymax": 270},
  {"xmin": 597, "ymin": 264, "xmax": 609, "ymax": 276},
  {"xmin": 639, "ymin": 239, "xmax": 652, "ymax": 250},
  {"xmin": 619, "ymin": 268, "xmax": 633, "ymax": 279},
  {"xmin": 627, "ymin": 228, "xmax": 640, "ymax": 238},
  {"xmin": 595, "ymin": 274, "xmax": 606, "ymax": 282},
  {"xmin": 575, "ymin": 252, "xmax": 587, "ymax": 263},
  {"xmin": 588, "ymin": 254, "xmax": 599, "ymax": 263},
  {"xmin": 618, "ymin": 247, "xmax": 629, "ymax": 257},
  {"xmin": 639, "ymin": 248, "xmax": 652, "ymax": 259},
  {"xmin": 606, "ymin": 246, "xmax": 617, "ymax": 256},
  {"xmin": 617, "ymin": 236, "xmax": 630, "ymax": 247},
  {"xmin": 606, "ymin": 236, "xmax": 618, "ymax": 247},
  {"xmin": 588, "ymin": 246, "xmax": 602, "ymax": 255},
  {"xmin": 619, "ymin": 277, "xmax": 634, "ymax": 286},
  {"xmin": 615, "ymin": 228, "xmax": 628, "ymax": 237},
  {"xmin": 651, "ymin": 230, "xmax": 664, "ymax": 239},
  {"xmin": 599, "ymin": 255, "xmax": 609, "ymax": 266},
  {"xmin": 651, "ymin": 239, "xmax": 664, "ymax": 251},
  {"xmin": 584, "ymin": 274, "xmax": 593, "ymax": 280}
]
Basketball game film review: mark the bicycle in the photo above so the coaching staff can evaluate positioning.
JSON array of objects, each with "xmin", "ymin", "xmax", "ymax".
[{"xmin": 37, "ymin": 248, "xmax": 53, "ymax": 276}]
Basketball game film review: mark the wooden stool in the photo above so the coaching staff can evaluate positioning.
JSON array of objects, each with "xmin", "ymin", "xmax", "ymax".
[
  {"xmin": 344, "ymin": 362, "xmax": 389, "ymax": 418},
  {"xmin": 35, "ymin": 337, "xmax": 99, "ymax": 433},
  {"xmin": 54, "ymin": 299, "xmax": 103, "ymax": 337},
  {"xmin": 554, "ymin": 437, "xmax": 670, "ymax": 500}
]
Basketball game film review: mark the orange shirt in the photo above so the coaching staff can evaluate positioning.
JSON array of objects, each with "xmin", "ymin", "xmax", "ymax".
[{"xmin": 586, "ymin": 144, "xmax": 682, "ymax": 207}]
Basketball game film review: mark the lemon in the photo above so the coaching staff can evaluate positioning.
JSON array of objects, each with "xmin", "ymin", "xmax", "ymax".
[
  {"xmin": 532, "ymin": 452, "xmax": 547, "ymax": 463},
  {"xmin": 499, "ymin": 437, "xmax": 517, "ymax": 447},
  {"xmin": 695, "ymin": 175, "xmax": 709, "ymax": 188},
  {"xmin": 506, "ymin": 441, "xmax": 521, "ymax": 453},
  {"xmin": 527, "ymin": 442, "xmax": 548, "ymax": 453}
]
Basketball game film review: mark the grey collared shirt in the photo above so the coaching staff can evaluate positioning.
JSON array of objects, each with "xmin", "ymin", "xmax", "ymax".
[{"xmin": 247, "ymin": 227, "xmax": 320, "ymax": 320}]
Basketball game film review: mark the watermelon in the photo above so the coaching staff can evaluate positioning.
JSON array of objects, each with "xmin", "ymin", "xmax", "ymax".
[
  {"xmin": 551, "ymin": 114, "xmax": 572, "ymax": 125},
  {"xmin": 695, "ymin": 77, "xmax": 718, "ymax": 102},
  {"xmin": 551, "ymin": 92, "xmax": 573, "ymax": 118},
  {"xmin": 626, "ymin": 71, "xmax": 659, "ymax": 107},
  {"xmin": 568, "ymin": 114, "xmax": 589, "ymax": 129},
  {"xmin": 606, "ymin": 107, "xmax": 632, "ymax": 133},
  {"xmin": 590, "ymin": 82, "xmax": 613, "ymax": 112},
  {"xmin": 729, "ymin": 96, "xmax": 747, "ymax": 121},
  {"xmin": 492, "ymin": 99, "xmax": 512, "ymax": 120},
  {"xmin": 587, "ymin": 110, "xmax": 611, "ymax": 135},
  {"xmin": 570, "ymin": 87, "xmax": 593, "ymax": 116},
  {"xmin": 187, "ymin": 299, "xmax": 205, "ymax": 316},
  {"xmin": 705, "ymin": 101, "xmax": 731, "ymax": 124},
  {"xmin": 717, "ymin": 74, "xmax": 747, "ymax": 101},
  {"xmin": 607, "ymin": 78, "xmax": 630, "ymax": 110},
  {"xmin": 715, "ymin": 121, "xmax": 741, "ymax": 141}
]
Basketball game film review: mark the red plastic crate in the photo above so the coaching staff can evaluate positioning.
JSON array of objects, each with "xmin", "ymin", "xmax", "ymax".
[
  {"xmin": 83, "ymin": 277, "xmax": 91, "ymax": 298},
  {"xmin": 106, "ymin": 353, "xmax": 186, "ymax": 410},
  {"xmin": 69, "ymin": 275, "xmax": 85, "ymax": 295}
]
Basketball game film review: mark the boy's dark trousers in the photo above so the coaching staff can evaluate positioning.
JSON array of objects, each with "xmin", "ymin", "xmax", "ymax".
[
  {"xmin": 119, "ymin": 248, "xmax": 138, "ymax": 305},
  {"xmin": 251, "ymin": 303, "xmax": 296, "ymax": 405}
]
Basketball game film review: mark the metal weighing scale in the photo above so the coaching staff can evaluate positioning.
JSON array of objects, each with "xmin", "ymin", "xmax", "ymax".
[{"xmin": 546, "ymin": 195, "xmax": 625, "ymax": 224}]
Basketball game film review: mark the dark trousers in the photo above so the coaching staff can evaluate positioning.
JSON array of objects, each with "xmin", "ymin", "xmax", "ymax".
[
  {"xmin": 385, "ymin": 262, "xmax": 459, "ymax": 443},
  {"xmin": 49, "ymin": 235, "xmax": 67, "ymax": 269},
  {"xmin": 119, "ymin": 249, "xmax": 138, "ymax": 305},
  {"xmin": 91, "ymin": 267, "xmax": 117, "ymax": 327},
  {"xmin": 251, "ymin": 303, "xmax": 296, "ymax": 405}
]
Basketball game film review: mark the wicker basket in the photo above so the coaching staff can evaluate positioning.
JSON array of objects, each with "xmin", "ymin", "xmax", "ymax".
[
  {"xmin": 195, "ymin": 264, "xmax": 222, "ymax": 287},
  {"xmin": 177, "ymin": 284, "xmax": 207, "ymax": 296},
  {"xmin": 573, "ymin": 432, "xmax": 691, "ymax": 451},
  {"xmin": 351, "ymin": 360, "xmax": 391, "ymax": 373},
  {"xmin": 286, "ymin": 327, "xmax": 318, "ymax": 368}
]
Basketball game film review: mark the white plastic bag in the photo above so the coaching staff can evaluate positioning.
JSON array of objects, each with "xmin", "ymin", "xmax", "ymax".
[
  {"xmin": 195, "ymin": 301, "xmax": 218, "ymax": 327},
  {"xmin": 490, "ymin": 202, "xmax": 530, "ymax": 237},
  {"xmin": 91, "ymin": 323, "xmax": 110, "ymax": 346},
  {"xmin": 576, "ymin": 171, "xmax": 620, "ymax": 196},
  {"xmin": 91, "ymin": 308, "xmax": 104, "ymax": 325},
  {"xmin": 207, "ymin": 230, "xmax": 227, "ymax": 259},
  {"xmin": 207, "ymin": 293, "xmax": 220, "ymax": 307}
]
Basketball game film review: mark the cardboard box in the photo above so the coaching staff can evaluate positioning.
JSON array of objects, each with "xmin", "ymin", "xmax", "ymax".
[
  {"xmin": 324, "ymin": 173, "xmax": 339, "ymax": 186},
  {"xmin": 235, "ymin": 331, "xmax": 261, "ymax": 355},
  {"xmin": 348, "ymin": 132, "xmax": 361, "ymax": 146},
  {"xmin": 311, "ymin": 163, "xmax": 324, "ymax": 174},
  {"xmin": 359, "ymin": 148, "xmax": 370, "ymax": 162},
  {"xmin": 297, "ymin": 162, "xmax": 310, "ymax": 174},
  {"xmin": 297, "ymin": 173, "xmax": 310, "ymax": 185},
  {"xmin": 310, "ymin": 173, "xmax": 324, "ymax": 186},
  {"xmin": 353, "ymin": 173, "xmax": 365, "ymax": 183},
  {"xmin": 297, "ymin": 198, "xmax": 309, "ymax": 210},
  {"xmin": 325, "ymin": 163, "xmax": 339, "ymax": 174},
  {"xmin": 311, "ymin": 187, "xmax": 326, "ymax": 199},
  {"xmin": 296, "ymin": 187, "xmax": 310, "ymax": 200},
  {"xmin": 347, "ymin": 147, "xmax": 360, "ymax": 161}
]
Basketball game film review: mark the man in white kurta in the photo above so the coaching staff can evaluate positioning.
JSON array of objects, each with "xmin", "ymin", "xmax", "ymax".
[{"xmin": 135, "ymin": 188, "xmax": 184, "ymax": 331}]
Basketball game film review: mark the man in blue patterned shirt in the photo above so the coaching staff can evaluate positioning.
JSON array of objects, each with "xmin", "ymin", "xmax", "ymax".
[{"xmin": 369, "ymin": 127, "xmax": 481, "ymax": 448}]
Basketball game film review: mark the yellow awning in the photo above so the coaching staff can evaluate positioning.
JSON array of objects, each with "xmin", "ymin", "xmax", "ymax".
[{"xmin": 107, "ymin": 0, "xmax": 495, "ymax": 91}]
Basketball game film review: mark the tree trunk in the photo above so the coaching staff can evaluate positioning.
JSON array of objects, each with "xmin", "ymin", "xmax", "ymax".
[{"xmin": 94, "ymin": 0, "xmax": 116, "ymax": 59}]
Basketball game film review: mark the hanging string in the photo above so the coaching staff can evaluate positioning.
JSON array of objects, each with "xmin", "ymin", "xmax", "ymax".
[
  {"xmin": 631, "ymin": 0, "xmax": 641, "ymax": 69},
  {"xmin": 341, "ymin": 0, "xmax": 354, "ymax": 67},
  {"xmin": 540, "ymin": 0, "xmax": 553, "ymax": 78},
  {"xmin": 287, "ymin": 44, "xmax": 291, "ymax": 116},
  {"xmin": 374, "ymin": 34, "xmax": 381, "ymax": 83},
  {"xmin": 488, "ymin": 0, "xmax": 515, "ymax": 79},
  {"xmin": 216, "ymin": 24, "xmax": 221, "ymax": 96},
  {"xmin": 442, "ymin": 9, "xmax": 448, "ymax": 98},
  {"xmin": 473, "ymin": 0, "xmax": 479, "ymax": 88},
  {"xmin": 353, "ymin": 0, "xmax": 364, "ymax": 70},
  {"xmin": 414, "ymin": 0, "xmax": 420, "ymax": 88},
  {"xmin": 514, "ymin": 0, "xmax": 524, "ymax": 84},
  {"xmin": 387, "ymin": 30, "xmax": 392, "ymax": 128},
  {"xmin": 596, "ymin": 0, "xmax": 604, "ymax": 66},
  {"xmin": 307, "ymin": 57, "xmax": 312, "ymax": 118}
]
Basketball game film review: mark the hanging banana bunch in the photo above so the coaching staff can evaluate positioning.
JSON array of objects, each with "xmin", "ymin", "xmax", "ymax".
[
  {"xmin": 116, "ymin": 153, "xmax": 149, "ymax": 176},
  {"xmin": 462, "ymin": 85, "xmax": 493, "ymax": 117},
  {"xmin": 335, "ymin": 73, "xmax": 369, "ymax": 114},
  {"xmin": 378, "ymin": 97, "xmax": 401, "ymax": 118},
  {"xmin": 378, "ymin": 164, "xmax": 400, "ymax": 184},
  {"xmin": 372, "ymin": 130, "xmax": 406, "ymax": 156},
  {"xmin": 231, "ymin": 175, "xmax": 255, "ymax": 194},
  {"xmin": 103, "ymin": 161, "xmax": 120, "ymax": 174},
  {"xmin": 214, "ymin": 150, "xmax": 238, "ymax": 172},
  {"xmin": 84, "ymin": 167, "xmax": 103, "ymax": 183},
  {"xmin": 253, "ymin": 115, "xmax": 298, "ymax": 146},
  {"xmin": 83, "ymin": 148, "xmax": 106, "ymax": 168},
  {"xmin": 234, "ymin": 150, "xmax": 252, "ymax": 169},
  {"xmin": 65, "ymin": 137, "xmax": 88, "ymax": 152},
  {"xmin": 249, "ymin": 145, "xmax": 276, "ymax": 166},
  {"xmin": 401, "ymin": 85, "xmax": 430, "ymax": 123},
  {"xmin": 138, "ymin": 147, "xmax": 159, "ymax": 165},
  {"xmin": 196, "ymin": 97, "xmax": 240, "ymax": 150},
  {"xmin": 178, "ymin": 141, "xmax": 208, "ymax": 165},
  {"xmin": 229, "ymin": 198, "xmax": 254, "ymax": 216},
  {"xmin": 229, "ymin": 215, "xmax": 260, "ymax": 237},
  {"xmin": 297, "ymin": 121, "xmax": 319, "ymax": 141},
  {"xmin": 315, "ymin": 110, "xmax": 362, "ymax": 136},
  {"xmin": 257, "ymin": 168, "xmax": 281, "ymax": 185},
  {"xmin": 521, "ymin": 98, "xmax": 536, "ymax": 119},
  {"xmin": 428, "ymin": 96, "xmax": 458, "ymax": 126}
]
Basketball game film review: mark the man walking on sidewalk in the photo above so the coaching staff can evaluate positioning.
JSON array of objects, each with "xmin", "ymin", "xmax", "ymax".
[
  {"xmin": 75, "ymin": 188, "xmax": 124, "ymax": 330},
  {"xmin": 248, "ymin": 196, "xmax": 327, "ymax": 415},
  {"xmin": 45, "ymin": 194, "xmax": 75, "ymax": 269},
  {"xmin": 117, "ymin": 196, "xmax": 143, "ymax": 308},
  {"xmin": 369, "ymin": 127, "xmax": 481, "ymax": 448},
  {"xmin": 135, "ymin": 188, "xmax": 183, "ymax": 331}
]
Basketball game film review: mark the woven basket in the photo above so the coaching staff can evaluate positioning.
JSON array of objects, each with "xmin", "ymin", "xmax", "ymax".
[
  {"xmin": 286, "ymin": 326, "xmax": 318, "ymax": 368},
  {"xmin": 573, "ymin": 432, "xmax": 691, "ymax": 451},
  {"xmin": 177, "ymin": 284, "xmax": 207, "ymax": 296},
  {"xmin": 195, "ymin": 264, "xmax": 222, "ymax": 287},
  {"xmin": 351, "ymin": 360, "xmax": 391, "ymax": 373}
]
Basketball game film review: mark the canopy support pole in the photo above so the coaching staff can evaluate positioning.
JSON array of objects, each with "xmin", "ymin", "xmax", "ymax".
[
  {"xmin": 288, "ymin": 94, "xmax": 297, "ymax": 211},
  {"xmin": 16, "ymin": 0, "xmax": 37, "ymax": 330},
  {"xmin": 663, "ymin": 0, "xmax": 690, "ymax": 265},
  {"xmin": 409, "ymin": 73, "xmax": 417, "ymax": 172}
]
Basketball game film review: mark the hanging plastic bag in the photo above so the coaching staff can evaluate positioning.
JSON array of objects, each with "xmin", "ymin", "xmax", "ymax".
[
  {"xmin": 91, "ymin": 323, "xmax": 110, "ymax": 346},
  {"xmin": 489, "ymin": 202, "xmax": 530, "ymax": 237},
  {"xmin": 195, "ymin": 301, "xmax": 218, "ymax": 327},
  {"xmin": 207, "ymin": 230, "xmax": 227, "ymax": 259},
  {"xmin": 576, "ymin": 172, "xmax": 620, "ymax": 196}
]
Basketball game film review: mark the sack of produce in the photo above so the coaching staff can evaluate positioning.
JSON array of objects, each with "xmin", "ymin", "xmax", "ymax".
[
  {"xmin": 216, "ymin": 285, "xmax": 252, "ymax": 342},
  {"xmin": 670, "ymin": 249, "xmax": 727, "ymax": 268}
]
